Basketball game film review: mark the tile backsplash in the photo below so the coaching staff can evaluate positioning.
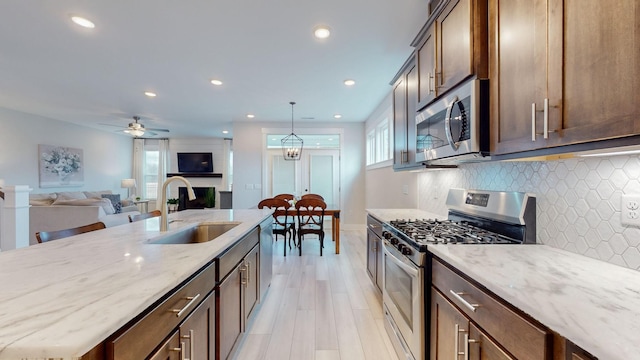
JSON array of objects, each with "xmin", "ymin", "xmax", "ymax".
[{"xmin": 417, "ymin": 156, "xmax": 640, "ymax": 271}]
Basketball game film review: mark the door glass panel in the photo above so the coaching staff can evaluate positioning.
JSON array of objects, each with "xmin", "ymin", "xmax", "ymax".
[
  {"xmin": 271, "ymin": 154, "xmax": 295, "ymax": 196},
  {"xmin": 309, "ymin": 154, "xmax": 333, "ymax": 203},
  {"xmin": 384, "ymin": 254, "xmax": 414, "ymax": 327}
]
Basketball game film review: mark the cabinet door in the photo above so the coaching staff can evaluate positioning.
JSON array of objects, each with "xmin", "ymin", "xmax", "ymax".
[
  {"xmin": 148, "ymin": 331, "xmax": 181, "ymax": 360},
  {"xmin": 438, "ymin": 0, "xmax": 473, "ymax": 91},
  {"xmin": 430, "ymin": 288, "xmax": 470, "ymax": 359},
  {"xmin": 468, "ymin": 323, "xmax": 514, "ymax": 360},
  {"xmin": 180, "ymin": 291, "xmax": 215, "ymax": 360},
  {"xmin": 244, "ymin": 245, "xmax": 260, "ymax": 325},
  {"xmin": 406, "ymin": 63, "xmax": 418, "ymax": 165},
  {"xmin": 366, "ymin": 228, "xmax": 378, "ymax": 287},
  {"xmin": 489, "ymin": 0, "xmax": 550, "ymax": 155},
  {"xmin": 546, "ymin": 0, "xmax": 640, "ymax": 147},
  {"xmin": 393, "ymin": 75, "xmax": 408, "ymax": 168},
  {"xmin": 218, "ymin": 267, "xmax": 242, "ymax": 360},
  {"xmin": 418, "ymin": 24, "xmax": 437, "ymax": 107}
]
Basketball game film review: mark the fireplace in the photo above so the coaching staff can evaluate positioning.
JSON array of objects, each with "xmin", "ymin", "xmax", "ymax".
[{"xmin": 178, "ymin": 187, "xmax": 215, "ymax": 210}]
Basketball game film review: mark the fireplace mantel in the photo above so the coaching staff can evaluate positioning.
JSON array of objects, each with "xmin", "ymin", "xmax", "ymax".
[{"xmin": 167, "ymin": 173, "xmax": 222, "ymax": 178}]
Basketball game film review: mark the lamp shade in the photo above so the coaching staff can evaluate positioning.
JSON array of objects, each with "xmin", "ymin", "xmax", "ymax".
[{"xmin": 121, "ymin": 178, "xmax": 136, "ymax": 188}]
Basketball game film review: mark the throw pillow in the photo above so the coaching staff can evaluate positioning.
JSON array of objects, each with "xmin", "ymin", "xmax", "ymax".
[
  {"xmin": 56, "ymin": 191, "xmax": 87, "ymax": 200},
  {"xmin": 29, "ymin": 193, "xmax": 57, "ymax": 206},
  {"xmin": 84, "ymin": 190, "xmax": 112, "ymax": 199},
  {"xmin": 101, "ymin": 194, "xmax": 122, "ymax": 214},
  {"xmin": 52, "ymin": 198, "xmax": 116, "ymax": 215}
]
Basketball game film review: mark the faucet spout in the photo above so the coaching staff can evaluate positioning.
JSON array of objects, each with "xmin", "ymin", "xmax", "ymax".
[{"xmin": 160, "ymin": 176, "xmax": 196, "ymax": 231}]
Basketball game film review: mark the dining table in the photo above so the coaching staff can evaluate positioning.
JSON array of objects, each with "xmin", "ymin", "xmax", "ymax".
[{"xmin": 274, "ymin": 204, "xmax": 341, "ymax": 254}]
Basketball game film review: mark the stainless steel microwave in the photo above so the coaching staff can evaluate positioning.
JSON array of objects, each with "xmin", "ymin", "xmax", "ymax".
[{"xmin": 415, "ymin": 78, "xmax": 490, "ymax": 164}]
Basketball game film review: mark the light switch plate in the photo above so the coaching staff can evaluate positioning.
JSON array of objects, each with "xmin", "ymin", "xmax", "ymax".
[{"xmin": 621, "ymin": 194, "xmax": 640, "ymax": 227}]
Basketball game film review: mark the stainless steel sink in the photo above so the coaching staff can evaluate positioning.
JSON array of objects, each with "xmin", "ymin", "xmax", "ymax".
[{"xmin": 149, "ymin": 222, "xmax": 240, "ymax": 244}]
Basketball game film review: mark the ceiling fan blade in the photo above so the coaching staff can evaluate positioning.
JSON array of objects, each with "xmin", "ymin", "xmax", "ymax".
[
  {"xmin": 145, "ymin": 130, "xmax": 158, "ymax": 136},
  {"xmin": 147, "ymin": 128, "xmax": 170, "ymax": 132}
]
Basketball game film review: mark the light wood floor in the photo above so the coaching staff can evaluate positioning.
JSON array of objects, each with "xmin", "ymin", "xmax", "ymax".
[{"xmin": 233, "ymin": 229, "xmax": 400, "ymax": 360}]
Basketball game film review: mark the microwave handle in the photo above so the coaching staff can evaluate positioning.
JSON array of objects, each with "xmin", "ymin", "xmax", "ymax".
[{"xmin": 444, "ymin": 96, "xmax": 460, "ymax": 150}]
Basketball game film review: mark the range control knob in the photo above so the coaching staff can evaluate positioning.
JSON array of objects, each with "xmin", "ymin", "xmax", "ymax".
[
  {"xmin": 402, "ymin": 247, "xmax": 413, "ymax": 256},
  {"xmin": 382, "ymin": 231, "xmax": 392, "ymax": 240},
  {"xmin": 390, "ymin": 237, "xmax": 399, "ymax": 246},
  {"xmin": 396, "ymin": 243, "xmax": 405, "ymax": 252}
]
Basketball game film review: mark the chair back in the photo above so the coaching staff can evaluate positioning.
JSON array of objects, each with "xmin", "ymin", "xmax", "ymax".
[
  {"xmin": 258, "ymin": 198, "xmax": 292, "ymax": 227},
  {"xmin": 274, "ymin": 193, "xmax": 295, "ymax": 202},
  {"xmin": 301, "ymin": 194, "xmax": 324, "ymax": 201},
  {"xmin": 129, "ymin": 210, "xmax": 162, "ymax": 222},
  {"xmin": 295, "ymin": 198, "xmax": 326, "ymax": 229},
  {"xmin": 36, "ymin": 221, "xmax": 106, "ymax": 243}
]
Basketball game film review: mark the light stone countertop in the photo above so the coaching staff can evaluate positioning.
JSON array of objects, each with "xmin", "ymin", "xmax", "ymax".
[
  {"xmin": 367, "ymin": 208, "xmax": 640, "ymax": 360},
  {"xmin": 0, "ymin": 209, "xmax": 272, "ymax": 360}
]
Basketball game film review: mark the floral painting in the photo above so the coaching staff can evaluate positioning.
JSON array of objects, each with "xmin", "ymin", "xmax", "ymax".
[{"xmin": 39, "ymin": 144, "xmax": 84, "ymax": 187}]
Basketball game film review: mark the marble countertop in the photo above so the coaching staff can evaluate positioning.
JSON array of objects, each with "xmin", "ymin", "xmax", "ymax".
[
  {"xmin": 367, "ymin": 208, "xmax": 639, "ymax": 360},
  {"xmin": 430, "ymin": 244, "xmax": 640, "ymax": 360},
  {"xmin": 0, "ymin": 209, "xmax": 272, "ymax": 360}
]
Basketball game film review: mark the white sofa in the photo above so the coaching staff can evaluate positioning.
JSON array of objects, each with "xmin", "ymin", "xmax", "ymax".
[{"xmin": 29, "ymin": 190, "xmax": 140, "ymax": 245}]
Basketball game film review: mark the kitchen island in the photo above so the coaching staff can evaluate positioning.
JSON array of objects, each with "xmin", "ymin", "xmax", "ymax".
[
  {"xmin": 369, "ymin": 208, "xmax": 640, "ymax": 360},
  {"xmin": 0, "ymin": 209, "xmax": 272, "ymax": 360}
]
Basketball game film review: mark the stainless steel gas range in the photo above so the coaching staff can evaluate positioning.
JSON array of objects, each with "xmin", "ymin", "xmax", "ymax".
[{"xmin": 381, "ymin": 188, "xmax": 536, "ymax": 360}]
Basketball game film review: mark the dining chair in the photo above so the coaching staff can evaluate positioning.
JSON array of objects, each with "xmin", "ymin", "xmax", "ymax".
[
  {"xmin": 258, "ymin": 198, "xmax": 296, "ymax": 256},
  {"xmin": 301, "ymin": 193, "xmax": 324, "ymax": 201},
  {"xmin": 295, "ymin": 198, "xmax": 327, "ymax": 256},
  {"xmin": 129, "ymin": 210, "xmax": 162, "ymax": 222},
  {"xmin": 36, "ymin": 221, "xmax": 107, "ymax": 243},
  {"xmin": 274, "ymin": 193, "xmax": 295, "ymax": 202}
]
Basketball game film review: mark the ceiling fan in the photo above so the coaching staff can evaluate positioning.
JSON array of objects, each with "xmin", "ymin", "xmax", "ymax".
[{"xmin": 102, "ymin": 116, "xmax": 170, "ymax": 137}]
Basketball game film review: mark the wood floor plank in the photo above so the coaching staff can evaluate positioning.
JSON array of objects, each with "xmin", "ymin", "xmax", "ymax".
[
  {"xmin": 290, "ymin": 309, "xmax": 316, "ymax": 360},
  {"xmin": 237, "ymin": 229, "xmax": 401, "ymax": 360}
]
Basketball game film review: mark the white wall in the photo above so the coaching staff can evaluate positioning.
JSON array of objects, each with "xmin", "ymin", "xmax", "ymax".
[
  {"xmin": 364, "ymin": 92, "xmax": 418, "ymax": 210},
  {"xmin": 164, "ymin": 138, "xmax": 229, "ymax": 208},
  {"xmin": 233, "ymin": 120, "xmax": 366, "ymax": 227},
  {"xmin": 0, "ymin": 107, "xmax": 134, "ymax": 196}
]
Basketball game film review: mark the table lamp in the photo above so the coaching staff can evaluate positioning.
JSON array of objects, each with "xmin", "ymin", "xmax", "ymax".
[{"xmin": 121, "ymin": 178, "xmax": 137, "ymax": 199}]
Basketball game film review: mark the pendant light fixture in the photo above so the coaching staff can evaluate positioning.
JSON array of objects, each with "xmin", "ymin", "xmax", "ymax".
[{"xmin": 281, "ymin": 101, "xmax": 303, "ymax": 160}]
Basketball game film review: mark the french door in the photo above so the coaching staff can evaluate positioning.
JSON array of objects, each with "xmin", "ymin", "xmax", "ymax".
[{"xmin": 266, "ymin": 149, "xmax": 340, "ymax": 207}]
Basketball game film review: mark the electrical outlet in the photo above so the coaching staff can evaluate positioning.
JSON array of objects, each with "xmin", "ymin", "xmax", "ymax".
[{"xmin": 621, "ymin": 194, "xmax": 640, "ymax": 226}]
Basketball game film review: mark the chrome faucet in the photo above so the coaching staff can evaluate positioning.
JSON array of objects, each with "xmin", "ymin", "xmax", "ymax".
[{"xmin": 159, "ymin": 176, "xmax": 196, "ymax": 231}]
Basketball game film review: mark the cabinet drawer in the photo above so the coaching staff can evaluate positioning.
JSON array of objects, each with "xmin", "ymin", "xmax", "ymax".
[
  {"xmin": 218, "ymin": 227, "xmax": 259, "ymax": 280},
  {"xmin": 367, "ymin": 215, "xmax": 383, "ymax": 238},
  {"xmin": 107, "ymin": 261, "xmax": 216, "ymax": 359},
  {"xmin": 432, "ymin": 258, "xmax": 550, "ymax": 360}
]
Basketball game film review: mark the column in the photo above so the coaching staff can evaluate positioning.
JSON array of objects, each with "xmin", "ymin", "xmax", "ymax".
[{"xmin": 0, "ymin": 185, "xmax": 32, "ymax": 251}]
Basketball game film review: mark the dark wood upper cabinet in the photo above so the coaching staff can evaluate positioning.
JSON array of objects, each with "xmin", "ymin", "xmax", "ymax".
[{"xmin": 490, "ymin": 0, "xmax": 640, "ymax": 156}]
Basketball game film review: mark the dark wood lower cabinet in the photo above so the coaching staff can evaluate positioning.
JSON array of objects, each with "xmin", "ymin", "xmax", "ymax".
[
  {"xmin": 468, "ymin": 323, "xmax": 514, "ymax": 360},
  {"xmin": 180, "ymin": 291, "xmax": 215, "ymax": 359},
  {"xmin": 218, "ymin": 264, "xmax": 242, "ymax": 360},
  {"xmin": 147, "ymin": 331, "xmax": 180, "ymax": 360}
]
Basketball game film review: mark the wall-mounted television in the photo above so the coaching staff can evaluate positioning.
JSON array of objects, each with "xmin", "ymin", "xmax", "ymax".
[{"xmin": 177, "ymin": 152, "xmax": 213, "ymax": 173}]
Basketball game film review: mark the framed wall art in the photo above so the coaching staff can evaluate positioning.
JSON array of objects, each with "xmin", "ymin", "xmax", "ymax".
[{"xmin": 39, "ymin": 144, "xmax": 84, "ymax": 188}]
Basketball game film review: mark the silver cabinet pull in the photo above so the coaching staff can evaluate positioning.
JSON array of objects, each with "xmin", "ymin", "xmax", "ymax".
[
  {"xmin": 543, "ymin": 98, "xmax": 549, "ymax": 139},
  {"xmin": 449, "ymin": 290, "xmax": 479, "ymax": 312},
  {"xmin": 180, "ymin": 342, "xmax": 186, "ymax": 360},
  {"xmin": 531, "ymin": 103, "xmax": 536, "ymax": 141},
  {"xmin": 454, "ymin": 323, "xmax": 466, "ymax": 359},
  {"xmin": 171, "ymin": 294, "xmax": 201, "ymax": 318},
  {"xmin": 466, "ymin": 334, "xmax": 479, "ymax": 360},
  {"xmin": 246, "ymin": 261, "xmax": 251, "ymax": 285}
]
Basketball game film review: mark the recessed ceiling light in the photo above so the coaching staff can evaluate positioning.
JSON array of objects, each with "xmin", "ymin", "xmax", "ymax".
[
  {"xmin": 334, "ymin": 114, "xmax": 342, "ymax": 119},
  {"xmin": 222, "ymin": 130, "xmax": 229, "ymax": 134},
  {"xmin": 71, "ymin": 16, "xmax": 95, "ymax": 29},
  {"xmin": 247, "ymin": 114, "xmax": 255, "ymax": 119},
  {"xmin": 210, "ymin": 79, "xmax": 223, "ymax": 86},
  {"xmin": 144, "ymin": 91, "xmax": 157, "ymax": 97},
  {"xmin": 314, "ymin": 25, "xmax": 331, "ymax": 39},
  {"xmin": 344, "ymin": 79, "xmax": 355, "ymax": 86}
]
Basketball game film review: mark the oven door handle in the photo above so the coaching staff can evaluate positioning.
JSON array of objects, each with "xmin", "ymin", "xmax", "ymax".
[{"xmin": 383, "ymin": 243, "xmax": 419, "ymax": 277}]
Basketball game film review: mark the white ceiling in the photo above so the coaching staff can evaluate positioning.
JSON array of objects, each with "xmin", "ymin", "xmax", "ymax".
[{"xmin": 0, "ymin": 0, "xmax": 427, "ymax": 138}]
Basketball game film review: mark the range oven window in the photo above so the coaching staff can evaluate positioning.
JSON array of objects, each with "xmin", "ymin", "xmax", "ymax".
[{"xmin": 384, "ymin": 254, "xmax": 414, "ymax": 327}]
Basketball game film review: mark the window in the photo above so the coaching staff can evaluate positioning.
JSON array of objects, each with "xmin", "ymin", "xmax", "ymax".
[
  {"xmin": 366, "ymin": 114, "xmax": 393, "ymax": 166},
  {"xmin": 144, "ymin": 148, "xmax": 159, "ymax": 200}
]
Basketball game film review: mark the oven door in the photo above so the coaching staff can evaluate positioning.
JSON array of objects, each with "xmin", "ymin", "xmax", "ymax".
[
  {"xmin": 382, "ymin": 241, "xmax": 424, "ymax": 360},
  {"xmin": 415, "ymin": 78, "xmax": 487, "ymax": 163}
]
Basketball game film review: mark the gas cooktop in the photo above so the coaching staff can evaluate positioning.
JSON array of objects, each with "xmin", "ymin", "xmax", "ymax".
[{"xmin": 388, "ymin": 219, "xmax": 521, "ymax": 246}]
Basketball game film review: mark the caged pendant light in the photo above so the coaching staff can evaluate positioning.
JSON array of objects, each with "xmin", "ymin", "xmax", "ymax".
[{"xmin": 281, "ymin": 101, "xmax": 303, "ymax": 160}]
